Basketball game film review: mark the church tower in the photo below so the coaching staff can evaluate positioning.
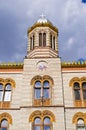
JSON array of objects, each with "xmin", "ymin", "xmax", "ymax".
[{"xmin": 22, "ymin": 15, "xmax": 65, "ymax": 130}]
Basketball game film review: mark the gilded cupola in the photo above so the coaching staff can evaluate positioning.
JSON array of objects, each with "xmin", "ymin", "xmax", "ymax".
[{"xmin": 27, "ymin": 15, "xmax": 59, "ymax": 58}]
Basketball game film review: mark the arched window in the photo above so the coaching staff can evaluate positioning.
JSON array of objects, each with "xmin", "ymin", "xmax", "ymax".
[
  {"xmin": 50, "ymin": 35, "xmax": 52, "ymax": 48},
  {"xmin": 50, "ymin": 34, "xmax": 55, "ymax": 50},
  {"xmin": 34, "ymin": 80, "xmax": 50, "ymax": 100},
  {"xmin": 33, "ymin": 35, "xmax": 34, "ymax": 49},
  {"xmin": 32, "ymin": 76, "xmax": 53, "ymax": 106},
  {"xmin": 0, "ymin": 119, "xmax": 8, "ymax": 130},
  {"xmin": 33, "ymin": 117, "xmax": 41, "ymax": 130},
  {"xmin": 30, "ymin": 37, "xmax": 32, "ymax": 50},
  {"xmin": 33, "ymin": 117, "xmax": 52, "ymax": 130},
  {"xmin": 39, "ymin": 33, "xmax": 46, "ymax": 47},
  {"xmin": 82, "ymin": 82, "xmax": 86, "ymax": 100},
  {"xmin": 4, "ymin": 84, "xmax": 12, "ymax": 101},
  {"xmin": 30, "ymin": 35, "xmax": 35, "ymax": 50},
  {"xmin": 77, "ymin": 118, "xmax": 86, "ymax": 130},
  {"xmin": 73, "ymin": 83, "xmax": 80, "ymax": 100},
  {"xmin": 43, "ymin": 81, "xmax": 50, "ymax": 98},
  {"xmin": 53, "ymin": 37, "xmax": 55, "ymax": 50},
  {"xmin": 34, "ymin": 81, "xmax": 41, "ymax": 99},
  {"xmin": 39, "ymin": 33, "xmax": 42, "ymax": 46},
  {"xmin": 43, "ymin": 33, "xmax": 46, "ymax": 47},
  {"xmin": 44, "ymin": 117, "xmax": 51, "ymax": 130},
  {"xmin": 0, "ymin": 84, "xmax": 4, "ymax": 101}
]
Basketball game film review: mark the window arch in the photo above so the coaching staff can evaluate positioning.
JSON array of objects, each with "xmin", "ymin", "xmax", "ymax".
[
  {"xmin": 82, "ymin": 82, "xmax": 86, "ymax": 100},
  {"xmin": 4, "ymin": 84, "xmax": 12, "ymax": 102},
  {"xmin": 32, "ymin": 75, "xmax": 53, "ymax": 106},
  {"xmin": 0, "ymin": 84, "xmax": 4, "ymax": 101},
  {"xmin": 50, "ymin": 34, "xmax": 55, "ymax": 50},
  {"xmin": 0, "ymin": 119, "xmax": 8, "ymax": 130},
  {"xmin": 39, "ymin": 33, "xmax": 46, "ymax": 47},
  {"xmin": 33, "ymin": 117, "xmax": 41, "ymax": 130},
  {"xmin": 77, "ymin": 118, "xmax": 86, "ymax": 130},
  {"xmin": 0, "ymin": 112, "xmax": 12, "ymax": 130},
  {"xmin": 70, "ymin": 77, "xmax": 86, "ymax": 107},
  {"xmin": 44, "ymin": 117, "xmax": 51, "ymax": 130},
  {"xmin": 0, "ymin": 78, "xmax": 15, "ymax": 108},
  {"xmin": 33, "ymin": 117, "xmax": 52, "ymax": 130},
  {"xmin": 30, "ymin": 35, "xmax": 35, "ymax": 50},
  {"xmin": 34, "ymin": 81, "xmax": 41, "ymax": 99},
  {"xmin": 43, "ymin": 81, "xmax": 50, "ymax": 99},
  {"xmin": 29, "ymin": 110, "xmax": 55, "ymax": 130},
  {"xmin": 73, "ymin": 82, "xmax": 80, "ymax": 100}
]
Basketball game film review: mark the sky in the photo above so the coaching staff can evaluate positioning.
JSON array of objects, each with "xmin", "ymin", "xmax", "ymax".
[{"xmin": 0, "ymin": 0, "xmax": 86, "ymax": 62}]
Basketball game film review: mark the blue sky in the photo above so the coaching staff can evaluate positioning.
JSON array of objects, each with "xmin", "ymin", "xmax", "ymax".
[{"xmin": 0, "ymin": 0, "xmax": 86, "ymax": 62}]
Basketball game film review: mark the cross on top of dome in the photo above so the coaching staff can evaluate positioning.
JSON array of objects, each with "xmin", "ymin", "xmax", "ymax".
[
  {"xmin": 37, "ymin": 14, "xmax": 48, "ymax": 23},
  {"xmin": 40, "ymin": 14, "xmax": 46, "ymax": 19}
]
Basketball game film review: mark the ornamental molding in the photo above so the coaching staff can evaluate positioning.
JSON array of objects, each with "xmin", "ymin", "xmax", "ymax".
[
  {"xmin": 31, "ymin": 75, "xmax": 54, "ymax": 85},
  {"xmin": 69, "ymin": 77, "xmax": 86, "ymax": 87},
  {"xmin": 29, "ymin": 110, "xmax": 55, "ymax": 122},
  {"xmin": 72, "ymin": 112, "xmax": 86, "ymax": 124},
  {"xmin": 0, "ymin": 112, "xmax": 12, "ymax": 124},
  {"xmin": 0, "ymin": 78, "xmax": 16, "ymax": 87}
]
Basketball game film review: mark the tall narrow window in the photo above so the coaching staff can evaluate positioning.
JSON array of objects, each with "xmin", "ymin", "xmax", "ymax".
[
  {"xmin": 50, "ymin": 35, "xmax": 52, "ymax": 48},
  {"xmin": 0, "ymin": 84, "xmax": 3, "ymax": 101},
  {"xmin": 33, "ymin": 117, "xmax": 41, "ymax": 130},
  {"xmin": 53, "ymin": 37, "xmax": 55, "ymax": 50},
  {"xmin": 39, "ymin": 33, "xmax": 46, "ymax": 47},
  {"xmin": 4, "ymin": 84, "xmax": 12, "ymax": 101},
  {"xmin": 82, "ymin": 82, "xmax": 86, "ymax": 100},
  {"xmin": 77, "ymin": 119, "xmax": 86, "ymax": 130},
  {"xmin": 44, "ymin": 117, "xmax": 51, "ymax": 130},
  {"xmin": 33, "ymin": 35, "xmax": 34, "ymax": 49},
  {"xmin": 34, "ymin": 81, "xmax": 41, "ymax": 99},
  {"xmin": 30, "ymin": 37, "xmax": 32, "ymax": 50},
  {"xmin": 1, "ymin": 119, "xmax": 8, "ymax": 130},
  {"xmin": 33, "ymin": 117, "xmax": 52, "ymax": 130},
  {"xmin": 39, "ymin": 33, "xmax": 42, "ymax": 46},
  {"xmin": 43, "ymin": 33, "xmax": 46, "ymax": 47},
  {"xmin": 73, "ymin": 83, "xmax": 80, "ymax": 100},
  {"xmin": 43, "ymin": 81, "xmax": 50, "ymax": 99}
]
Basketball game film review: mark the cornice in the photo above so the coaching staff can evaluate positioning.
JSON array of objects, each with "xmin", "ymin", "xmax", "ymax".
[
  {"xmin": 61, "ymin": 61, "xmax": 86, "ymax": 68},
  {"xmin": 27, "ymin": 22, "xmax": 58, "ymax": 34},
  {"xmin": 0, "ymin": 62, "xmax": 23, "ymax": 69}
]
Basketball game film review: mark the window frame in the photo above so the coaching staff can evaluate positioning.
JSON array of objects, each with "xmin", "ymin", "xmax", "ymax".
[
  {"xmin": 33, "ymin": 116, "xmax": 52, "ymax": 130},
  {"xmin": 39, "ymin": 33, "xmax": 46, "ymax": 47},
  {"xmin": 0, "ymin": 119, "xmax": 9, "ymax": 130}
]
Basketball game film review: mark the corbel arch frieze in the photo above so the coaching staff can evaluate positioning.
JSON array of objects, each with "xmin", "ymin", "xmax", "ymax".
[{"xmin": 0, "ymin": 112, "xmax": 12, "ymax": 124}]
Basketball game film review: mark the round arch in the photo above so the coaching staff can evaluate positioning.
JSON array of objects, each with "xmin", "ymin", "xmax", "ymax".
[
  {"xmin": 69, "ymin": 77, "xmax": 80, "ymax": 87},
  {"xmin": 72, "ymin": 112, "xmax": 86, "ymax": 124},
  {"xmin": 5, "ymin": 78, "xmax": 16, "ymax": 88},
  {"xmin": 0, "ymin": 112, "xmax": 12, "ymax": 124},
  {"xmin": 29, "ymin": 110, "xmax": 55, "ymax": 122}
]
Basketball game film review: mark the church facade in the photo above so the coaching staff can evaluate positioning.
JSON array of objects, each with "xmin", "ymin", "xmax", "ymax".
[{"xmin": 0, "ymin": 16, "xmax": 86, "ymax": 130}]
